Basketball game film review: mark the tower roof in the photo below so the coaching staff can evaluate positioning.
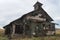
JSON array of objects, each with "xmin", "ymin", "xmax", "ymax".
[{"xmin": 34, "ymin": 1, "xmax": 43, "ymax": 6}]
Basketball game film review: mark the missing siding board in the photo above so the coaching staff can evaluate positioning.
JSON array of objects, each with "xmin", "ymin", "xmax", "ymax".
[{"xmin": 27, "ymin": 16, "xmax": 46, "ymax": 21}]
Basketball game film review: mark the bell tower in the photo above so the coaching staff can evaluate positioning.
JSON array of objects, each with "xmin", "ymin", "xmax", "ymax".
[{"xmin": 33, "ymin": 1, "xmax": 43, "ymax": 10}]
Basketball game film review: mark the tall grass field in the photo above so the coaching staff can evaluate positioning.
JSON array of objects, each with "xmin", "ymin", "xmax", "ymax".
[{"xmin": 0, "ymin": 28, "xmax": 60, "ymax": 40}]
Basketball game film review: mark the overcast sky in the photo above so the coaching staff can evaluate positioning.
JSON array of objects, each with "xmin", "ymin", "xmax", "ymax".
[{"xmin": 0, "ymin": 0, "xmax": 60, "ymax": 29}]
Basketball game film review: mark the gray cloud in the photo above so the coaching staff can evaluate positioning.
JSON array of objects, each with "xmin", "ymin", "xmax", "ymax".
[{"xmin": 0, "ymin": 0, "xmax": 60, "ymax": 28}]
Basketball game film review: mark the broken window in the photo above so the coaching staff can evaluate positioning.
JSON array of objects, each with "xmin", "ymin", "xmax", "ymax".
[
  {"xmin": 25, "ymin": 24, "xmax": 30, "ymax": 35},
  {"xmin": 5, "ymin": 27, "xmax": 10, "ymax": 35},
  {"xmin": 15, "ymin": 25, "xmax": 23, "ymax": 34}
]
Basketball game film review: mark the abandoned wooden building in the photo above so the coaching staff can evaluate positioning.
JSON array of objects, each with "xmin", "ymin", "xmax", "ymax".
[{"xmin": 3, "ymin": 2, "xmax": 55, "ymax": 37}]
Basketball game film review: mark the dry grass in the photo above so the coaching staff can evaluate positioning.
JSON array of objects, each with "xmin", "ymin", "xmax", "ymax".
[
  {"xmin": 0, "ymin": 28, "xmax": 8, "ymax": 40},
  {"xmin": 11, "ymin": 29, "xmax": 60, "ymax": 40},
  {"xmin": 56, "ymin": 29, "xmax": 60, "ymax": 34},
  {"xmin": 10, "ymin": 36, "xmax": 60, "ymax": 40},
  {"xmin": 0, "ymin": 28, "xmax": 60, "ymax": 40}
]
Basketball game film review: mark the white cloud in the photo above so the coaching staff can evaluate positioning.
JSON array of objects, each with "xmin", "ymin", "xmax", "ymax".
[{"xmin": 54, "ymin": 17, "xmax": 60, "ymax": 20}]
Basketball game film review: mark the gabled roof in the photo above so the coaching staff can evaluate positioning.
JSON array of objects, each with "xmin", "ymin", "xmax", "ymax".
[
  {"xmin": 34, "ymin": 1, "xmax": 43, "ymax": 6},
  {"xmin": 41, "ymin": 8, "xmax": 54, "ymax": 21},
  {"xmin": 3, "ymin": 1, "xmax": 54, "ymax": 28}
]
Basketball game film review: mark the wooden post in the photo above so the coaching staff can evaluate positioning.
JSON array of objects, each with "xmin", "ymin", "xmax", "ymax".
[
  {"xmin": 23, "ymin": 24, "xmax": 25, "ymax": 37},
  {"xmin": 23, "ymin": 20, "xmax": 25, "ymax": 37},
  {"xmin": 11, "ymin": 24, "xmax": 15, "ymax": 37}
]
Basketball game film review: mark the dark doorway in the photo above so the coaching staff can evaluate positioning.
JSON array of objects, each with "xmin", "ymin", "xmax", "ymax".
[{"xmin": 15, "ymin": 25, "xmax": 23, "ymax": 34}]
